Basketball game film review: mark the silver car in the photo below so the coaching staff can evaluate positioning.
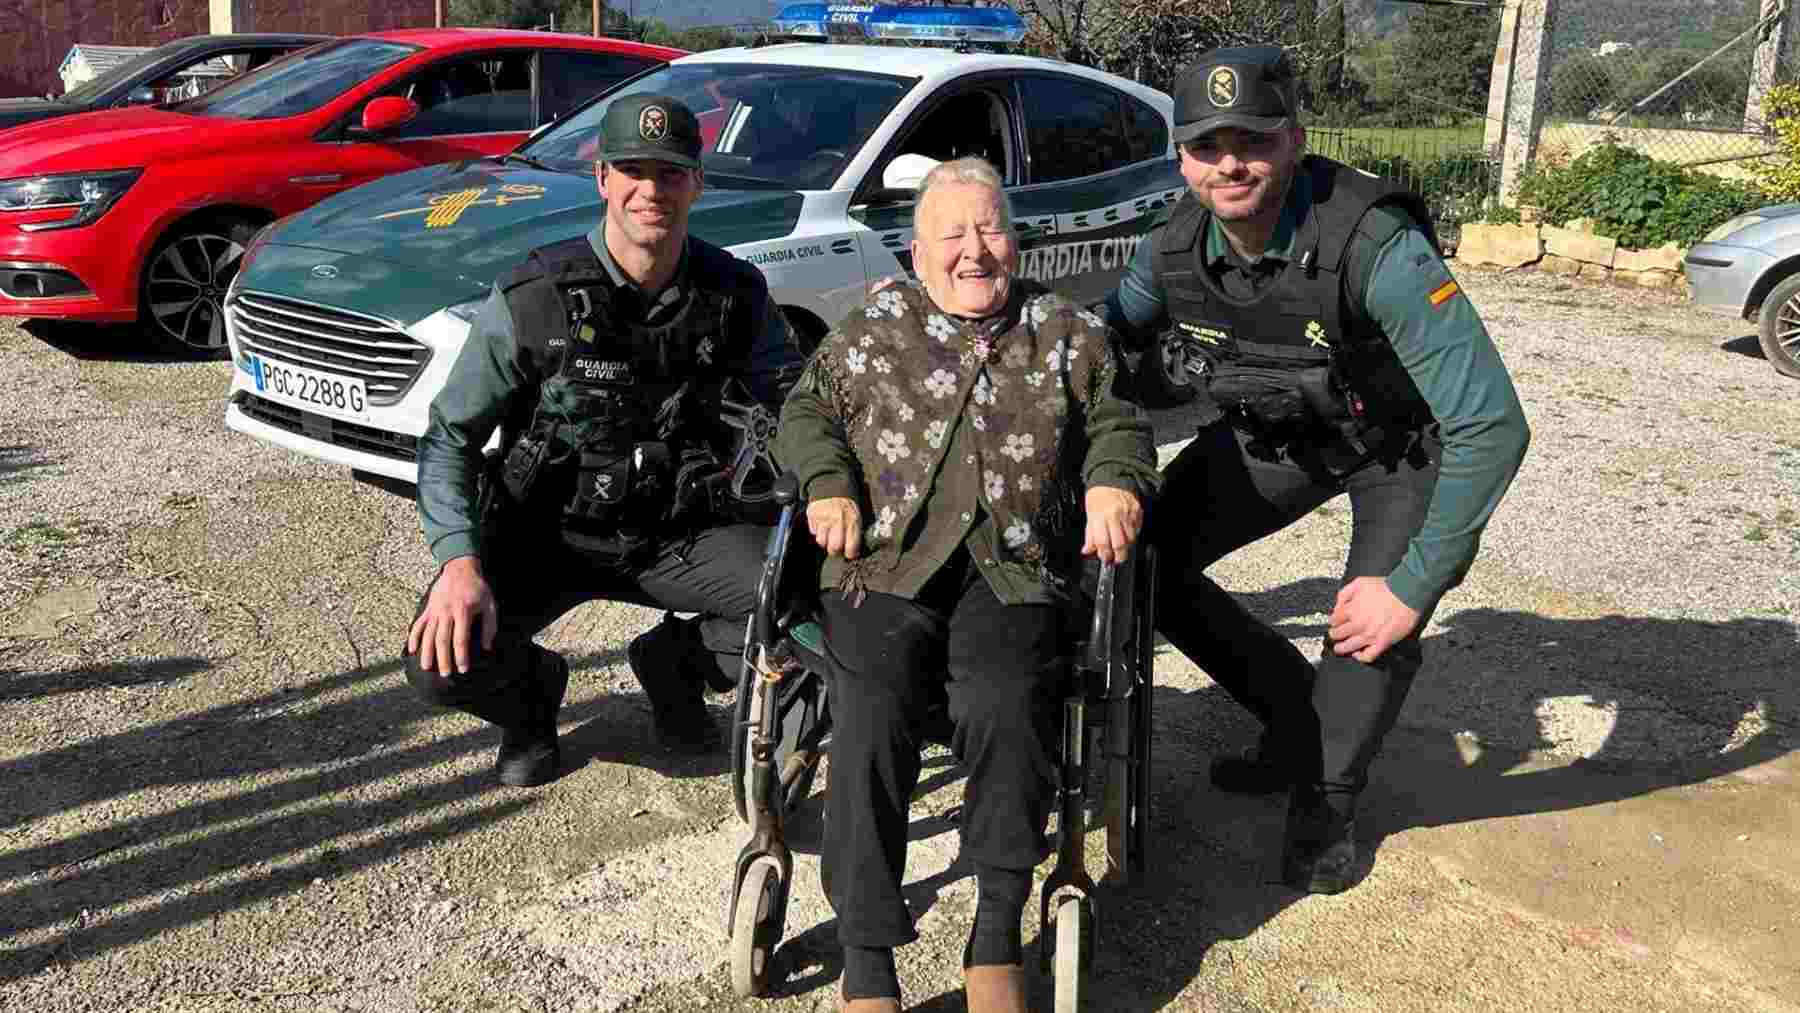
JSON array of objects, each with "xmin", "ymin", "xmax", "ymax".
[{"xmin": 1684, "ymin": 204, "xmax": 1800, "ymax": 379}]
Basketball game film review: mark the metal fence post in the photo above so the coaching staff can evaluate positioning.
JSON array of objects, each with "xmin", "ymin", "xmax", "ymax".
[
  {"xmin": 1483, "ymin": 0, "xmax": 1524, "ymax": 157},
  {"xmin": 1499, "ymin": 0, "xmax": 1560, "ymax": 203},
  {"xmin": 1745, "ymin": 0, "xmax": 1798, "ymax": 131}
]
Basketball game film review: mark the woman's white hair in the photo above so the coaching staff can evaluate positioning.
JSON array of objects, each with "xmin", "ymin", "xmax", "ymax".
[{"xmin": 916, "ymin": 156, "xmax": 1014, "ymax": 230}]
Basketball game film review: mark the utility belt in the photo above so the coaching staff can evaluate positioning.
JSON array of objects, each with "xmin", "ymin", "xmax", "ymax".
[{"xmin": 1206, "ymin": 360, "xmax": 1419, "ymax": 476}]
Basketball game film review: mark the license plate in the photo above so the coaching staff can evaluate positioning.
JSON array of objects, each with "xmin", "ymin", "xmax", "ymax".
[{"xmin": 245, "ymin": 354, "xmax": 367, "ymax": 418}]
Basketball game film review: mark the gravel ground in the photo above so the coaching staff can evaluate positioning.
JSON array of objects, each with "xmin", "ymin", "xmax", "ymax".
[{"xmin": 1, "ymin": 265, "xmax": 1797, "ymax": 1013}]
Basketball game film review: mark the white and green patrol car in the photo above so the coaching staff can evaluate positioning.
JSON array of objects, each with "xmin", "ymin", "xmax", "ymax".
[{"xmin": 222, "ymin": 4, "xmax": 1185, "ymax": 485}]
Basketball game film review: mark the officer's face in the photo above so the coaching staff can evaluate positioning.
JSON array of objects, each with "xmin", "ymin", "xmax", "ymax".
[
  {"xmin": 597, "ymin": 159, "xmax": 704, "ymax": 250},
  {"xmin": 1179, "ymin": 125, "xmax": 1304, "ymax": 224},
  {"xmin": 911, "ymin": 181, "xmax": 1017, "ymax": 318}
]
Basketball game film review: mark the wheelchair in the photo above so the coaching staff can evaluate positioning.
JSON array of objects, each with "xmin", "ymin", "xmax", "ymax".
[{"xmin": 726, "ymin": 474, "xmax": 1157, "ymax": 1010}]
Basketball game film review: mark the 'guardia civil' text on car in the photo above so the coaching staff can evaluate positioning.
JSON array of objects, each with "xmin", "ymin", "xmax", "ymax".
[{"xmin": 222, "ymin": 4, "xmax": 1187, "ymax": 486}]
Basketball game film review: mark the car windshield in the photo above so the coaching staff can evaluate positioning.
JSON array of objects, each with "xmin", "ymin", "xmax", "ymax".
[
  {"xmin": 520, "ymin": 63, "xmax": 916, "ymax": 191},
  {"xmin": 60, "ymin": 47, "xmax": 171, "ymax": 104},
  {"xmin": 174, "ymin": 39, "xmax": 417, "ymax": 120}
]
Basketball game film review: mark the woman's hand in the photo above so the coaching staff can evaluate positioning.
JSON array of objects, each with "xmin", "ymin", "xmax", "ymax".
[
  {"xmin": 806, "ymin": 497, "xmax": 864, "ymax": 559},
  {"xmin": 1082, "ymin": 486, "xmax": 1143, "ymax": 565}
]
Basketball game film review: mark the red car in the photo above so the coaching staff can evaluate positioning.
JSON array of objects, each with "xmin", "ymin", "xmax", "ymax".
[{"xmin": 0, "ymin": 29, "xmax": 682, "ymax": 352}]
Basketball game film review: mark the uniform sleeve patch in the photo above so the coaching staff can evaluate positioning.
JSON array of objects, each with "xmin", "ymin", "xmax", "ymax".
[{"xmin": 1428, "ymin": 280, "xmax": 1460, "ymax": 307}]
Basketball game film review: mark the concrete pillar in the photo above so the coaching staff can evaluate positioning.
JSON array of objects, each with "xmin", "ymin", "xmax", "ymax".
[
  {"xmin": 1482, "ymin": 0, "xmax": 1524, "ymax": 156},
  {"xmin": 1498, "ymin": 0, "xmax": 1558, "ymax": 204},
  {"xmin": 209, "ymin": 0, "xmax": 255, "ymax": 34},
  {"xmin": 1745, "ymin": 0, "xmax": 1800, "ymax": 131}
]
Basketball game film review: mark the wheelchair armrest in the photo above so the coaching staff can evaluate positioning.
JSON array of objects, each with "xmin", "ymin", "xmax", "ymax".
[{"xmin": 751, "ymin": 471, "xmax": 820, "ymax": 650}]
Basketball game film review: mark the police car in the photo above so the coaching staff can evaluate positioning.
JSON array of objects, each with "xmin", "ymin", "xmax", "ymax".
[{"xmin": 221, "ymin": 3, "xmax": 1186, "ymax": 485}]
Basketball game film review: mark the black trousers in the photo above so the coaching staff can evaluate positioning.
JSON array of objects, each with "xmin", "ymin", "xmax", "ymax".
[
  {"xmin": 402, "ymin": 524, "xmax": 768, "ymax": 728},
  {"xmin": 1151, "ymin": 420, "xmax": 1442, "ymax": 797},
  {"xmin": 816, "ymin": 550, "xmax": 1062, "ymax": 949}
]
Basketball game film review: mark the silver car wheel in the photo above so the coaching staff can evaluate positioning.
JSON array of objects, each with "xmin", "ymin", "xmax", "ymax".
[{"xmin": 145, "ymin": 232, "xmax": 245, "ymax": 351}]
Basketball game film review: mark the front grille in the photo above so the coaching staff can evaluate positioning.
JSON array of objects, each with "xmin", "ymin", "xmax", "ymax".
[
  {"xmin": 235, "ymin": 392, "xmax": 419, "ymax": 463},
  {"xmin": 229, "ymin": 291, "xmax": 431, "ymax": 406}
]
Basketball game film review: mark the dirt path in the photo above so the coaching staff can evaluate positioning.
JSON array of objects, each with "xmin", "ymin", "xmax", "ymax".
[{"xmin": 1, "ymin": 267, "xmax": 1796, "ymax": 1012}]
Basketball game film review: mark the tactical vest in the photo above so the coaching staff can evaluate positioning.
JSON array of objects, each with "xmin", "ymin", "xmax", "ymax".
[
  {"xmin": 1155, "ymin": 156, "xmax": 1438, "ymax": 441},
  {"xmin": 492, "ymin": 235, "xmax": 763, "ymax": 560}
]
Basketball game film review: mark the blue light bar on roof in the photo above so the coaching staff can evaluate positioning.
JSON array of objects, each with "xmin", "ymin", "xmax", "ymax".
[{"xmin": 770, "ymin": 3, "xmax": 1028, "ymax": 45}]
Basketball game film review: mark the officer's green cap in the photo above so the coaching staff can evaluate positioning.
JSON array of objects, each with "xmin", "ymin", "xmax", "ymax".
[
  {"xmin": 598, "ymin": 93, "xmax": 703, "ymax": 169},
  {"xmin": 1171, "ymin": 45, "xmax": 1298, "ymax": 143}
]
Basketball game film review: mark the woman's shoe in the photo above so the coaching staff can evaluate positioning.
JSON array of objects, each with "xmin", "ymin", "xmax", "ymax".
[{"xmin": 964, "ymin": 964, "xmax": 1028, "ymax": 1013}]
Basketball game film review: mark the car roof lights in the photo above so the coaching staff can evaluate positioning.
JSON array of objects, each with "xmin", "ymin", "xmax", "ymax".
[{"xmin": 769, "ymin": 3, "xmax": 1028, "ymax": 46}]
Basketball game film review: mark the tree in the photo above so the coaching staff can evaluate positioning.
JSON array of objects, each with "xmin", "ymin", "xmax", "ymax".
[
  {"xmin": 1391, "ymin": 4, "xmax": 1501, "ymax": 125},
  {"xmin": 1313, "ymin": 0, "xmax": 1345, "ymax": 104},
  {"xmin": 1552, "ymin": 53, "xmax": 1615, "ymax": 118}
]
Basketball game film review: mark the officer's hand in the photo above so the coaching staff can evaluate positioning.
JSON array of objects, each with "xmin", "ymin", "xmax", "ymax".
[
  {"xmin": 1327, "ymin": 576, "xmax": 1420, "ymax": 664},
  {"xmin": 406, "ymin": 555, "xmax": 499, "ymax": 677},
  {"xmin": 1082, "ymin": 486, "xmax": 1143, "ymax": 566},
  {"xmin": 806, "ymin": 497, "xmax": 863, "ymax": 560}
]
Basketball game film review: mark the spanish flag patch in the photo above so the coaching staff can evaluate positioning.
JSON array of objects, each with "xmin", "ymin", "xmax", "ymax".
[{"xmin": 1428, "ymin": 280, "xmax": 1461, "ymax": 307}]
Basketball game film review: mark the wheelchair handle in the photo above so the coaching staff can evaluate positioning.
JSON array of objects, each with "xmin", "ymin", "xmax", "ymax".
[{"xmin": 1086, "ymin": 560, "xmax": 1119, "ymax": 672}]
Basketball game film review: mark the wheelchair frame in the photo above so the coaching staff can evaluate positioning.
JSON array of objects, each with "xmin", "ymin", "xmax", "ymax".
[{"xmin": 726, "ymin": 476, "xmax": 1156, "ymax": 1009}]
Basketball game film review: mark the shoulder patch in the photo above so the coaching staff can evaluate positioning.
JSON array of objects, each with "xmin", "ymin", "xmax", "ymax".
[{"xmin": 1428, "ymin": 279, "xmax": 1461, "ymax": 308}]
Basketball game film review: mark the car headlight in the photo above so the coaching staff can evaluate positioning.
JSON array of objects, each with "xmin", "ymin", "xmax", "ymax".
[
  {"xmin": 1702, "ymin": 214, "xmax": 1768, "ymax": 244},
  {"xmin": 0, "ymin": 169, "xmax": 144, "ymax": 232},
  {"xmin": 444, "ymin": 297, "xmax": 487, "ymax": 324}
]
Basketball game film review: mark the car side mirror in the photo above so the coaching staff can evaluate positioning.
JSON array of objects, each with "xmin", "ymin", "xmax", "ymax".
[
  {"xmin": 127, "ymin": 86, "xmax": 157, "ymax": 106},
  {"xmin": 360, "ymin": 96, "xmax": 419, "ymax": 135}
]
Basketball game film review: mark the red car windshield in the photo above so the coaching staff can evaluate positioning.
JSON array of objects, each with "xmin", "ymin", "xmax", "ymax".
[{"xmin": 175, "ymin": 39, "xmax": 418, "ymax": 120}]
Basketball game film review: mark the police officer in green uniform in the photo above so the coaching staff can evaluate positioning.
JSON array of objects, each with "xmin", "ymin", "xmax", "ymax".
[
  {"xmin": 403, "ymin": 94, "xmax": 801, "ymax": 786},
  {"xmin": 1103, "ymin": 47, "xmax": 1531, "ymax": 892}
]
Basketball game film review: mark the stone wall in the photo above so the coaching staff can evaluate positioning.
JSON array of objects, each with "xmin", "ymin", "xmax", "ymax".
[{"xmin": 1455, "ymin": 220, "xmax": 1689, "ymax": 292}]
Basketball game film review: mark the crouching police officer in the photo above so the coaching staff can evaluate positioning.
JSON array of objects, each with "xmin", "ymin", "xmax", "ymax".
[
  {"xmin": 1104, "ymin": 47, "xmax": 1531, "ymax": 892},
  {"xmin": 403, "ymin": 94, "xmax": 801, "ymax": 786}
]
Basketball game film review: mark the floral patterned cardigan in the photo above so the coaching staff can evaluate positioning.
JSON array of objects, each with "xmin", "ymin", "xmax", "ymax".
[{"xmin": 774, "ymin": 278, "xmax": 1162, "ymax": 606}]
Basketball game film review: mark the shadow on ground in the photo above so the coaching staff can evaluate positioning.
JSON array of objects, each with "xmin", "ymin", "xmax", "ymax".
[
  {"xmin": 20, "ymin": 320, "xmax": 213, "ymax": 365},
  {"xmin": 1721, "ymin": 333, "xmax": 1767, "ymax": 362},
  {"xmin": 0, "ymin": 644, "xmax": 727, "ymax": 981}
]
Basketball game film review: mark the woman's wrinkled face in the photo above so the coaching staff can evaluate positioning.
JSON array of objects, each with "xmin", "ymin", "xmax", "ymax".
[{"xmin": 911, "ymin": 181, "xmax": 1016, "ymax": 318}]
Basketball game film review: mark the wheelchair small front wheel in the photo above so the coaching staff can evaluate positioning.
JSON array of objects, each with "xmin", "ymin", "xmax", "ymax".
[
  {"xmin": 1053, "ymin": 895, "xmax": 1088, "ymax": 1012},
  {"xmin": 730, "ymin": 857, "xmax": 786, "ymax": 997}
]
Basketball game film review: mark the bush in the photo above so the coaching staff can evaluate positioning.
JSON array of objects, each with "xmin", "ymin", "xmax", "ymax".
[
  {"xmin": 1514, "ymin": 141, "xmax": 1767, "ymax": 249},
  {"xmin": 1751, "ymin": 83, "xmax": 1800, "ymax": 203}
]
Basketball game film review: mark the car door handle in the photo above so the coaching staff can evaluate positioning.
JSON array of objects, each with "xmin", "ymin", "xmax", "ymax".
[{"xmin": 289, "ymin": 174, "xmax": 343, "ymax": 184}]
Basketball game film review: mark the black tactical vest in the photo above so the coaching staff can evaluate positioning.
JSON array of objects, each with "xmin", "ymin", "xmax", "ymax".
[
  {"xmin": 492, "ymin": 235, "xmax": 763, "ymax": 557},
  {"xmin": 1155, "ymin": 156, "xmax": 1438, "ymax": 433}
]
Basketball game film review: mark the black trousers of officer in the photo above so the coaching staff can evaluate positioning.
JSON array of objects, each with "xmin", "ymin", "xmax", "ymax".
[
  {"xmin": 1152, "ymin": 418, "xmax": 1443, "ymax": 800},
  {"xmin": 402, "ymin": 524, "xmax": 768, "ymax": 729},
  {"xmin": 815, "ymin": 547, "xmax": 1061, "ymax": 950}
]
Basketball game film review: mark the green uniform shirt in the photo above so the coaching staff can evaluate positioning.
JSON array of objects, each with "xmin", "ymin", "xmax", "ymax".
[{"xmin": 1104, "ymin": 173, "xmax": 1531, "ymax": 611}]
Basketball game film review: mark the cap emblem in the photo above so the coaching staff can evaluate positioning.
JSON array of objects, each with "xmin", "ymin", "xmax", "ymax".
[
  {"xmin": 638, "ymin": 104, "xmax": 668, "ymax": 141},
  {"xmin": 1208, "ymin": 67, "xmax": 1239, "ymax": 108}
]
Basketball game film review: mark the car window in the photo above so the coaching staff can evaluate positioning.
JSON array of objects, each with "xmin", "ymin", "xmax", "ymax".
[
  {"xmin": 137, "ymin": 47, "xmax": 290, "ymax": 105},
  {"xmin": 1122, "ymin": 93, "xmax": 1168, "ymax": 163},
  {"xmin": 521, "ymin": 63, "xmax": 915, "ymax": 190},
  {"xmin": 1016, "ymin": 75, "xmax": 1132, "ymax": 184},
  {"xmin": 176, "ymin": 39, "xmax": 419, "ymax": 120},
  {"xmin": 59, "ymin": 48, "xmax": 169, "ymax": 104},
  {"xmin": 380, "ymin": 51, "xmax": 535, "ymax": 138},
  {"xmin": 885, "ymin": 87, "xmax": 1016, "ymax": 185},
  {"xmin": 538, "ymin": 50, "xmax": 660, "ymax": 124}
]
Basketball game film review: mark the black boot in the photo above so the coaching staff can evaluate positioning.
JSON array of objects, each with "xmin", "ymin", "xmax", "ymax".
[
  {"xmin": 1209, "ymin": 725, "xmax": 1295, "ymax": 795},
  {"xmin": 627, "ymin": 615, "xmax": 723, "ymax": 754},
  {"xmin": 496, "ymin": 648, "xmax": 567, "ymax": 787},
  {"xmin": 1280, "ymin": 787, "xmax": 1360, "ymax": 894}
]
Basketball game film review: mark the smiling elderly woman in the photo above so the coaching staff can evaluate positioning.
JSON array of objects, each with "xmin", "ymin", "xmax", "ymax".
[{"xmin": 773, "ymin": 156, "xmax": 1161, "ymax": 1012}]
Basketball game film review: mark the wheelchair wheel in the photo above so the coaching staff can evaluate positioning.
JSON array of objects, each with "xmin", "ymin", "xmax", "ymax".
[
  {"xmin": 730, "ymin": 857, "xmax": 786, "ymax": 997},
  {"xmin": 1052, "ymin": 895, "xmax": 1088, "ymax": 1013}
]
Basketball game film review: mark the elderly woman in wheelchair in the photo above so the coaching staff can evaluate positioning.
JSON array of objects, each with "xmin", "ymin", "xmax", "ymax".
[{"xmin": 729, "ymin": 156, "xmax": 1161, "ymax": 1011}]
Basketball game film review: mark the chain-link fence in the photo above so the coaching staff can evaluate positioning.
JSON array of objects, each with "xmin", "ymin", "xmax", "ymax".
[{"xmin": 1534, "ymin": 0, "xmax": 1798, "ymax": 181}]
